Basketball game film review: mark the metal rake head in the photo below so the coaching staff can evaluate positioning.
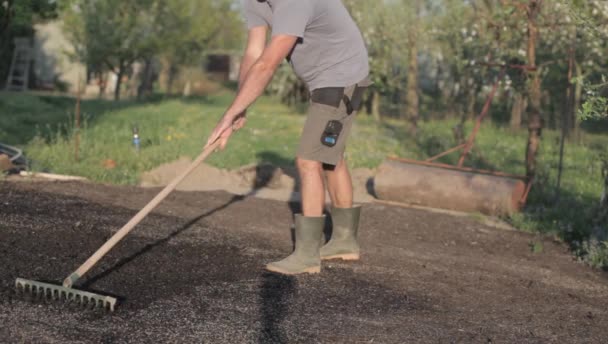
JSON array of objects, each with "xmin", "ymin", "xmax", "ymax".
[{"xmin": 15, "ymin": 278, "xmax": 117, "ymax": 311}]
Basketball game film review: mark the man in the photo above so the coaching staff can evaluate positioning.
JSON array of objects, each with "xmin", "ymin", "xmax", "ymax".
[{"xmin": 205, "ymin": 0, "xmax": 370, "ymax": 275}]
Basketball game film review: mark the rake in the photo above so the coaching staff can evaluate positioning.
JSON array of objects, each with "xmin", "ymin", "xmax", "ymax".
[{"xmin": 15, "ymin": 141, "xmax": 220, "ymax": 311}]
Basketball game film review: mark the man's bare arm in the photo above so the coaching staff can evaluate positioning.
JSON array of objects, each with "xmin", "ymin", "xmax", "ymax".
[
  {"xmin": 228, "ymin": 26, "xmax": 268, "ymax": 132},
  {"xmin": 224, "ymin": 34, "xmax": 298, "ymax": 120},
  {"xmin": 239, "ymin": 26, "xmax": 268, "ymax": 89},
  {"xmin": 204, "ymin": 33, "xmax": 298, "ymax": 148}
]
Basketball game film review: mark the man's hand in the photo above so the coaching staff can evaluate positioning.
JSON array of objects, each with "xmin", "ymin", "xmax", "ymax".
[
  {"xmin": 232, "ymin": 111, "xmax": 248, "ymax": 131},
  {"xmin": 204, "ymin": 111, "xmax": 247, "ymax": 150}
]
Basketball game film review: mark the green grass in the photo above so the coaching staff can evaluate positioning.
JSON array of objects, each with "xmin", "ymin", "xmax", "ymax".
[
  {"xmin": 1, "ymin": 90, "xmax": 607, "ymax": 267},
  {"xmin": 0, "ymin": 92, "xmax": 140, "ymax": 146},
  {"xmin": 1, "ymin": 91, "xmax": 419, "ymax": 184}
]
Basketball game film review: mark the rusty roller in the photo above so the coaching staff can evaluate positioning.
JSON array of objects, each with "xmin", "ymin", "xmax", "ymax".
[
  {"xmin": 374, "ymin": 66, "xmax": 532, "ymax": 216},
  {"xmin": 374, "ymin": 158, "xmax": 528, "ymax": 216}
]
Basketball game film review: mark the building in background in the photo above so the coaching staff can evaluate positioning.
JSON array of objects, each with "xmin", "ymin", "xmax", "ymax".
[{"xmin": 32, "ymin": 20, "xmax": 85, "ymax": 93}]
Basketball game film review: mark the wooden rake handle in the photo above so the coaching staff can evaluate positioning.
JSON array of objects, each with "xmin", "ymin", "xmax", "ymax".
[{"xmin": 63, "ymin": 141, "xmax": 220, "ymax": 288}]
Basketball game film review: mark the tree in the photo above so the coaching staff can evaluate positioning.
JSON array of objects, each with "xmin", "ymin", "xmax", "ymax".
[
  {"xmin": 523, "ymin": 0, "xmax": 543, "ymax": 179},
  {"xmin": 61, "ymin": 0, "xmax": 160, "ymax": 100},
  {"xmin": 154, "ymin": 0, "xmax": 242, "ymax": 94},
  {"xmin": 569, "ymin": 0, "xmax": 608, "ymax": 125},
  {"xmin": 558, "ymin": 0, "xmax": 608, "ymax": 228},
  {"xmin": 435, "ymin": 0, "xmax": 528, "ymax": 125},
  {"xmin": 403, "ymin": 0, "xmax": 423, "ymax": 134},
  {"xmin": 61, "ymin": 0, "xmax": 241, "ymax": 100},
  {"xmin": 344, "ymin": 0, "xmax": 412, "ymax": 121}
]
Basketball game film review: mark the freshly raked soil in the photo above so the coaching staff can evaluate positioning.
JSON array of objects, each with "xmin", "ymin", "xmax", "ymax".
[{"xmin": 1, "ymin": 180, "xmax": 607, "ymax": 343}]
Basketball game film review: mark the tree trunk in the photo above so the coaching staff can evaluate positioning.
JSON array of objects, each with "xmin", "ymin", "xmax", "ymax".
[
  {"xmin": 129, "ymin": 62, "xmax": 142, "ymax": 99},
  {"xmin": 404, "ymin": 0, "xmax": 421, "ymax": 135},
  {"xmin": 597, "ymin": 159, "xmax": 608, "ymax": 234},
  {"xmin": 405, "ymin": 45, "xmax": 419, "ymax": 133},
  {"xmin": 601, "ymin": 160, "xmax": 608, "ymax": 210},
  {"xmin": 372, "ymin": 90, "xmax": 381, "ymax": 122},
  {"xmin": 525, "ymin": 77, "xmax": 542, "ymax": 179},
  {"xmin": 98, "ymin": 72, "xmax": 107, "ymax": 99},
  {"xmin": 525, "ymin": 0, "xmax": 543, "ymax": 179},
  {"xmin": 137, "ymin": 58, "xmax": 154, "ymax": 100},
  {"xmin": 510, "ymin": 92, "xmax": 526, "ymax": 130},
  {"xmin": 556, "ymin": 44, "xmax": 575, "ymax": 201},
  {"xmin": 466, "ymin": 87, "xmax": 476, "ymax": 121},
  {"xmin": 114, "ymin": 63, "xmax": 125, "ymax": 101},
  {"xmin": 573, "ymin": 62, "xmax": 583, "ymax": 137},
  {"xmin": 158, "ymin": 57, "xmax": 169, "ymax": 93},
  {"xmin": 363, "ymin": 91, "xmax": 374, "ymax": 116},
  {"xmin": 159, "ymin": 56, "xmax": 177, "ymax": 94},
  {"xmin": 167, "ymin": 65, "xmax": 178, "ymax": 95}
]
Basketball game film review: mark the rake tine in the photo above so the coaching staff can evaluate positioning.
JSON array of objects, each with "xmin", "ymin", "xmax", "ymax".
[{"xmin": 14, "ymin": 278, "xmax": 117, "ymax": 312}]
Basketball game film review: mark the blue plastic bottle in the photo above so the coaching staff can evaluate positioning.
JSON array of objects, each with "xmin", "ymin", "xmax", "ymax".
[{"xmin": 132, "ymin": 125, "xmax": 140, "ymax": 152}]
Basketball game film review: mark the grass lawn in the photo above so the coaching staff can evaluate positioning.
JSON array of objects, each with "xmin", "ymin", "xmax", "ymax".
[
  {"xmin": 1, "ymin": 90, "xmax": 607, "ymax": 267},
  {"xmin": 1, "ymin": 91, "xmax": 421, "ymax": 184}
]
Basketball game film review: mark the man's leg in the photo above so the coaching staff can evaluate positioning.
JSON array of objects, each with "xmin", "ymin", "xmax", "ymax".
[
  {"xmin": 322, "ymin": 157, "xmax": 362, "ymax": 261},
  {"xmin": 265, "ymin": 157, "xmax": 325, "ymax": 275},
  {"xmin": 325, "ymin": 158, "xmax": 353, "ymax": 209},
  {"xmin": 297, "ymin": 158, "xmax": 326, "ymax": 216}
]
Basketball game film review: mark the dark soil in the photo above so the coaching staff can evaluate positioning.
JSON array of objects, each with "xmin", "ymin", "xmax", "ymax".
[{"xmin": 1, "ymin": 180, "xmax": 607, "ymax": 343}]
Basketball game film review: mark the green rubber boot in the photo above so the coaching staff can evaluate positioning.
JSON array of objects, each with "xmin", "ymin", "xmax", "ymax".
[
  {"xmin": 321, "ymin": 206, "xmax": 361, "ymax": 261},
  {"xmin": 266, "ymin": 214, "xmax": 324, "ymax": 275}
]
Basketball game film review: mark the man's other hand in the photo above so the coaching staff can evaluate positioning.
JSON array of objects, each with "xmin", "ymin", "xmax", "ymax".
[{"xmin": 204, "ymin": 111, "xmax": 247, "ymax": 150}]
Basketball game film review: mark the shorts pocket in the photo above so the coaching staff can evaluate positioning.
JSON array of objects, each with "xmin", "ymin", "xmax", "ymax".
[{"xmin": 309, "ymin": 101, "xmax": 342, "ymax": 118}]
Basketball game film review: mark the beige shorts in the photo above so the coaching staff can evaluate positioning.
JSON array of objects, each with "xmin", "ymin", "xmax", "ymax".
[{"xmin": 296, "ymin": 81, "xmax": 367, "ymax": 165}]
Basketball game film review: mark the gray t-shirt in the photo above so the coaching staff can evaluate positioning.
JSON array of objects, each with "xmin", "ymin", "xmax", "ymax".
[{"xmin": 242, "ymin": 0, "xmax": 369, "ymax": 91}]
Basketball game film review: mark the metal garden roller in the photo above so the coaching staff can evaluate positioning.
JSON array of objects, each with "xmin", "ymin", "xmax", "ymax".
[
  {"xmin": 374, "ymin": 67, "xmax": 532, "ymax": 216},
  {"xmin": 15, "ymin": 141, "xmax": 220, "ymax": 311}
]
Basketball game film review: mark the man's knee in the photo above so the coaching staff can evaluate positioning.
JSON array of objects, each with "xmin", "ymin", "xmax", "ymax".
[{"xmin": 296, "ymin": 157, "xmax": 322, "ymax": 175}]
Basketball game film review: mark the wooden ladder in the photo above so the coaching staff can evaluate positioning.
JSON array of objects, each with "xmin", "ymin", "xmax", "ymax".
[{"xmin": 5, "ymin": 38, "xmax": 33, "ymax": 91}]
